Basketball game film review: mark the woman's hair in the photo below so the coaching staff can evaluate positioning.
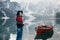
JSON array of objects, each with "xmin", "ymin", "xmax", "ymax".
[{"xmin": 16, "ymin": 11, "xmax": 23, "ymax": 16}]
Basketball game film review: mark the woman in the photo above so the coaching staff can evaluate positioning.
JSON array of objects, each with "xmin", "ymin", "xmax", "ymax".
[{"xmin": 16, "ymin": 11, "xmax": 24, "ymax": 40}]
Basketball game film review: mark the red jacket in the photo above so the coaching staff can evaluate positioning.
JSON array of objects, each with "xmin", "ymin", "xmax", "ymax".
[{"xmin": 16, "ymin": 16, "xmax": 23, "ymax": 23}]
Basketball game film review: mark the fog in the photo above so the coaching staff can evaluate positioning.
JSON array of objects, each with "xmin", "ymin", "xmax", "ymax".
[{"xmin": 0, "ymin": 0, "xmax": 60, "ymax": 40}]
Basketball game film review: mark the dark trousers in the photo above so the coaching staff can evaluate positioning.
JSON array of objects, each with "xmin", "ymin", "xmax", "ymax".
[{"xmin": 16, "ymin": 27, "xmax": 23, "ymax": 40}]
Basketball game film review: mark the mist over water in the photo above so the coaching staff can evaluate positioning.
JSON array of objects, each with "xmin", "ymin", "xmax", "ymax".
[{"xmin": 0, "ymin": 0, "xmax": 60, "ymax": 40}]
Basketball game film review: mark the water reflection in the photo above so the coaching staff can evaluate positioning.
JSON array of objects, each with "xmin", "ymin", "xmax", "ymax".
[{"xmin": 56, "ymin": 12, "xmax": 60, "ymax": 24}]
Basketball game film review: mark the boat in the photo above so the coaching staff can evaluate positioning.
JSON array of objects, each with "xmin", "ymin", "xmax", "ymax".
[
  {"xmin": 35, "ymin": 25, "xmax": 54, "ymax": 39},
  {"xmin": 35, "ymin": 25, "xmax": 53, "ymax": 35}
]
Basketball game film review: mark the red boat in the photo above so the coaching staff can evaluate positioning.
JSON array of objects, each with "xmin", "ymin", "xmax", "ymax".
[{"xmin": 35, "ymin": 25, "xmax": 53, "ymax": 35}]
